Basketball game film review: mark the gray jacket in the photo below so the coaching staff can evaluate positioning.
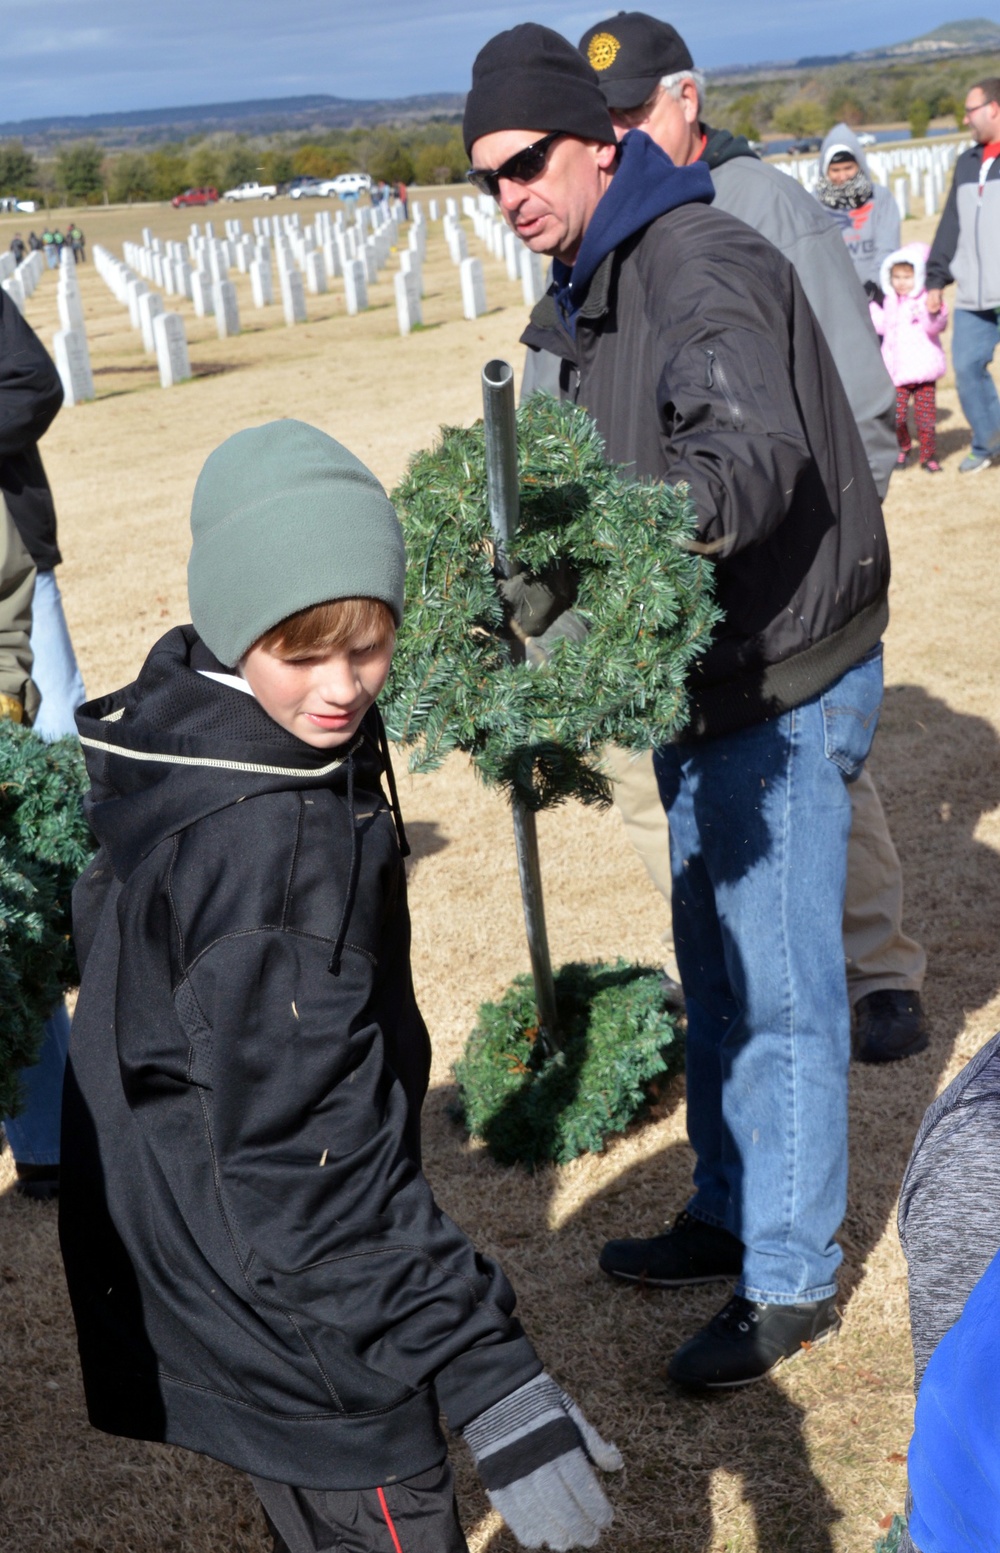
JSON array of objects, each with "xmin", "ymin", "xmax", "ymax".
[
  {"xmin": 523, "ymin": 128, "xmax": 897, "ymax": 499},
  {"xmin": 927, "ymin": 140, "xmax": 1000, "ymax": 311}
]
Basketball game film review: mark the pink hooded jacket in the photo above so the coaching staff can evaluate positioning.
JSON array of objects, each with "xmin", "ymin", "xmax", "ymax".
[{"xmin": 869, "ymin": 241, "xmax": 948, "ymax": 386}]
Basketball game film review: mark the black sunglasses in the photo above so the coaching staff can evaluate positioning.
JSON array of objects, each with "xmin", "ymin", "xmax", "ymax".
[{"xmin": 466, "ymin": 132, "xmax": 565, "ymax": 199}]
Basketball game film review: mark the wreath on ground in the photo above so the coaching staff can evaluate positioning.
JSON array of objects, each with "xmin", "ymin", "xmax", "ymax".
[
  {"xmin": 382, "ymin": 393, "xmax": 720, "ymax": 811},
  {"xmin": 453, "ymin": 961, "xmax": 684, "ymax": 1167},
  {"xmin": 0, "ymin": 723, "xmax": 94, "ymax": 1117}
]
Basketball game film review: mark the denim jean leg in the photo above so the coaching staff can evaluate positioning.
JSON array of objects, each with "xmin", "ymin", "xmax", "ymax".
[
  {"xmin": 654, "ymin": 744, "xmax": 740, "ymax": 1232},
  {"xmin": 655, "ymin": 652, "xmax": 882, "ymax": 1302},
  {"xmin": 29, "ymin": 569, "xmax": 86, "ymax": 742},
  {"xmin": 2, "ymin": 999, "xmax": 71, "ymax": 1165},
  {"xmin": 952, "ymin": 307, "xmax": 1000, "ymax": 461}
]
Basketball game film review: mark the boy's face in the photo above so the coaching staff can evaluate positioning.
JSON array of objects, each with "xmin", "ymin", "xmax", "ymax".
[
  {"xmin": 241, "ymin": 632, "xmax": 395, "ymax": 750},
  {"xmin": 891, "ymin": 265, "xmax": 915, "ymax": 296}
]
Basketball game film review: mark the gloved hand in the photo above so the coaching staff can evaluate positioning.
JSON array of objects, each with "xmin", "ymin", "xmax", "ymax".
[{"xmin": 462, "ymin": 1372, "xmax": 623, "ymax": 1550}]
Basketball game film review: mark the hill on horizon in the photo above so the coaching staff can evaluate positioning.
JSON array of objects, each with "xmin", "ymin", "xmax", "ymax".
[{"xmin": 0, "ymin": 16, "xmax": 997, "ymax": 149}]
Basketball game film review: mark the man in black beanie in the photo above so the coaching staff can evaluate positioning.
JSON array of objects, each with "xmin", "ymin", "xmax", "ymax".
[
  {"xmin": 532, "ymin": 11, "xmax": 927, "ymax": 1075},
  {"xmin": 466, "ymin": 24, "xmax": 890, "ymax": 1393}
]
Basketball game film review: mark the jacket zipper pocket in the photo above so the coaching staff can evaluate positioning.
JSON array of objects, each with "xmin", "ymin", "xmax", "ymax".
[{"xmin": 704, "ymin": 348, "xmax": 744, "ymax": 430}]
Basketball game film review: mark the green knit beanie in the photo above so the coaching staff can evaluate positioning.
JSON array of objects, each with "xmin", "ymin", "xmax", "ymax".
[{"xmin": 187, "ymin": 419, "xmax": 406, "ymax": 667}]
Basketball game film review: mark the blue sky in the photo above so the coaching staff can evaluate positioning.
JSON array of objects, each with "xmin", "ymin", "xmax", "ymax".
[{"xmin": 5, "ymin": 2, "xmax": 995, "ymax": 121}]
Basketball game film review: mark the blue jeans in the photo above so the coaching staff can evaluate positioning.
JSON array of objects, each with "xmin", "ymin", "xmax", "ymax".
[
  {"xmin": 952, "ymin": 306, "xmax": 1000, "ymax": 461},
  {"xmin": 2, "ymin": 999, "xmax": 70, "ymax": 1164},
  {"xmin": 653, "ymin": 648, "xmax": 884, "ymax": 1304},
  {"xmin": 1, "ymin": 570, "xmax": 86, "ymax": 1164},
  {"xmin": 30, "ymin": 568, "xmax": 86, "ymax": 740}
]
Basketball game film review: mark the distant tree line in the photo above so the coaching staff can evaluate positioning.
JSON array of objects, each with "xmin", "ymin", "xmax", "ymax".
[
  {"xmin": 0, "ymin": 122, "xmax": 469, "ymax": 207},
  {"xmin": 1, "ymin": 47, "xmax": 998, "ymax": 209},
  {"xmin": 708, "ymin": 49, "xmax": 1000, "ymax": 141}
]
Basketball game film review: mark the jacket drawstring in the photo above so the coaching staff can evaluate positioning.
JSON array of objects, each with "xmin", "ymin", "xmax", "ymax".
[
  {"xmin": 328, "ymin": 747, "xmax": 359, "ymax": 976},
  {"xmin": 375, "ymin": 707, "xmax": 410, "ymax": 859}
]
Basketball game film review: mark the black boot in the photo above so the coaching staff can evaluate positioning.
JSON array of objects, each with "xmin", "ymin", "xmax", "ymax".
[
  {"xmin": 668, "ymin": 1292, "xmax": 840, "ymax": 1391},
  {"xmin": 599, "ymin": 1210, "xmax": 743, "ymax": 1287}
]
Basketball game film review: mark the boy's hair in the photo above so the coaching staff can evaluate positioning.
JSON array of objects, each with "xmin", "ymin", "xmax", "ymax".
[{"xmin": 254, "ymin": 597, "xmax": 396, "ymax": 660}]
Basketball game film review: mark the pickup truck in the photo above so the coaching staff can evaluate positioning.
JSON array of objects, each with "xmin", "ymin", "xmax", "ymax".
[
  {"xmin": 222, "ymin": 181, "xmax": 277, "ymax": 202},
  {"xmin": 172, "ymin": 186, "xmax": 218, "ymax": 208}
]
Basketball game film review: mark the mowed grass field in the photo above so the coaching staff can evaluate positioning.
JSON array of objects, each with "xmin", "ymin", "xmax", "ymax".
[{"xmin": 1, "ymin": 189, "xmax": 998, "ymax": 1553}]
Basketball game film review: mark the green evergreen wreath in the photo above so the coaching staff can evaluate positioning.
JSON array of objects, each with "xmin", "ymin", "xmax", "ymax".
[
  {"xmin": 0, "ymin": 724, "xmax": 94, "ymax": 1118},
  {"xmin": 453, "ymin": 961, "xmax": 683, "ymax": 1167},
  {"xmin": 383, "ymin": 394, "xmax": 720, "ymax": 811}
]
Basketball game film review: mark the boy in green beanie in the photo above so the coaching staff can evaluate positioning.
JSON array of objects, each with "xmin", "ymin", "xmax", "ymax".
[{"xmin": 58, "ymin": 421, "xmax": 621, "ymax": 1553}]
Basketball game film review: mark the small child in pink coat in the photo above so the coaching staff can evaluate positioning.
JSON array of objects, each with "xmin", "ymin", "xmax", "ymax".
[{"xmin": 870, "ymin": 241, "xmax": 949, "ymax": 472}]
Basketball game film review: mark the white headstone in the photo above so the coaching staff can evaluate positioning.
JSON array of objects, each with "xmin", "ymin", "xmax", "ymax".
[
  {"xmin": 250, "ymin": 258, "xmax": 274, "ymax": 307},
  {"xmin": 449, "ymin": 228, "xmax": 468, "ymax": 265},
  {"xmin": 2, "ymin": 274, "xmax": 25, "ymax": 314},
  {"xmin": 191, "ymin": 271, "xmax": 214, "ymax": 317},
  {"xmin": 460, "ymin": 257, "xmax": 487, "ymax": 320},
  {"xmin": 138, "ymin": 290, "xmax": 165, "ymax": 354},
  {"xmin": 504, "ymin": 229, "xmax": 521, "ymax": 281},
  {"xmin": 57, "ymin": 280, "xmax": 84, "ymax": 334},
  {"xmin": 343, "ymin": 258, "xmax": 368, "ymax": 315},
  {"xmin": 399, "ymin": 250, "xmax": 423, "ymax": 296},
  {"xmin": 213, "ymin": 279, "xmax": 241, "ymax": 338},
  {"xmin": 280, "ymin": 267, "xmax": 307, "ymax": 325},
  {"xmin": 394, "ymin": 269, "xmax": 422, "ymax": 335},
  {"xmin": 520, "ymin": 248, "xmax": 545, "ymax": 306},
  {"xmin": 152, "ymin": 312, "xmax": 191, "ymax": 388},
  {"xmin": 894, "ymin": 177, "xmax": 909, "ymax": 220},
  {"xmin": 127, "ymin": 277, "xmax": 149, "ymax": 329},
  {"xmin": 53, "ymin": 328, "xmax": 94, "ymax": 405},
  {"xmin": 305, "ymin": 250, "xmax": 327, "ymax": 294},
  {"xmin": 429, "ymin": 199, "xmax": 439, "ymax": 222},
  {"xmin": 0, "ymin": 252, "xmax": 15, "ymax": 281}
]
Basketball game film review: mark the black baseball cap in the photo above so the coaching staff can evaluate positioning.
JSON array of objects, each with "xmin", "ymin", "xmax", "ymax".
[{"xmin": 578, "ymin": 12, "xmax": 694, "ymax": 110}]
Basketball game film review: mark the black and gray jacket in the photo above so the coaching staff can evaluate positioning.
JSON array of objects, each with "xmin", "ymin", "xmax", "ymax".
[
  {"xmin": 926, "ymin": 139, "xmax": 1000, "ymax": 311},
  {"xmin": 60, "ymin": 627, "xmax": 540, "ymax": 1491},
  {"xmin": 521, "ymin": 131, "xmax": 890, "ymax": 740}
]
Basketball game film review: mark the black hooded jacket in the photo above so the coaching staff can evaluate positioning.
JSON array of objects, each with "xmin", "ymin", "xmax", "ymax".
[
  {"xmin": 522, "ymin": 130, "xmax": 890, "ymax": 739},
  {"xmin": 60, "ymin": 627, "xmax": 540, "ymax": 1489}
]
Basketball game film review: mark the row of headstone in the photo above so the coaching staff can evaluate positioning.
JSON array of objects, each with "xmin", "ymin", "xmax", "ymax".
[
  {"xmin": 53, "ymin": 249, "xmax": 95, "ymax": 405},
  {"xmin": 1, "ymin": 248, "xmax": 44, "ymax": 315},
  {"xmin": 92, "ymin": 243, "xmax": 192, "ymax": 389}
]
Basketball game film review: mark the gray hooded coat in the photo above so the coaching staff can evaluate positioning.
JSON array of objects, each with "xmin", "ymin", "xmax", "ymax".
[{"xmin": 815, "ymin": 123, "xmax": 902, "ymax": 293}]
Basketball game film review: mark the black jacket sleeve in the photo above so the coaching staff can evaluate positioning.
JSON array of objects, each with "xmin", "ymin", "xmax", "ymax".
[
  {"xmin": 0, "ymin": 290, "xmax": 65, "ymax": 567},
  {"xmin": 0, "ymin": 289, "xmax": 64, "ymax": 455},
  {"xmin": 643, "ymin": 252, "xmax": 816, "ymax": 555}
]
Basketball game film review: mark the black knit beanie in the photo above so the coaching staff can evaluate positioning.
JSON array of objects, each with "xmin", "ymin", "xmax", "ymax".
[{"xmin": 463, "ymin": 23, "xmax": 616, "ymax": 157}]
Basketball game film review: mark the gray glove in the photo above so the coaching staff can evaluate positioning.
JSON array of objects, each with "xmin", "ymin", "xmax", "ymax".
[{"xmin": 462, "ymin": 1372, "xmax": 623, "ymax": 1550}]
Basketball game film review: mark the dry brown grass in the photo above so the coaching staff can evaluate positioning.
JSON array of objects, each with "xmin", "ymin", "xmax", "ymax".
[{"xmin": 1, "ymin": 194, "xmax": 998, "ymax": 1553}]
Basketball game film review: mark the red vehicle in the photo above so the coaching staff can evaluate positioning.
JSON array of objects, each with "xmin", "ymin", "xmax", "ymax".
[{"xmin": 171, "ymin": 187, "xmax": 219, "ymax": 208}]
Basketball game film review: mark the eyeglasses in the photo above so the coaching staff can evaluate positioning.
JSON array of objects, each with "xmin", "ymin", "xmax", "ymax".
[
  {"xmin": 466, "ymin": 132, "xmax": 565, "ymax": 199},
  {"xmin": 965, "ymin": 99, "xmax": 993, "ymax": 115}
]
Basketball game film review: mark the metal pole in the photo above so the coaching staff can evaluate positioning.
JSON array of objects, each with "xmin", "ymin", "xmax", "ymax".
[{"xmin": 481, "ymin": 358, "xmax": 561, "ymax": 1054}]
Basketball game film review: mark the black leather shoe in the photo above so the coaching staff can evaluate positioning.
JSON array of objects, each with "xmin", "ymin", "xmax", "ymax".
[
  {"xmin": 14, "ymin": 1163, "xmax": 60, "ymax": 1201},
  {"xmin": 599, "ymin": 1210, "xmax": 743, "ymax": 1287},
  {"xmin": 852, "ymin": 990, "xmax": 929, "ymax": 1063},
  {"xmin": 667, "ymin": 1293, "xmax": 841, "ymax": 1391}
]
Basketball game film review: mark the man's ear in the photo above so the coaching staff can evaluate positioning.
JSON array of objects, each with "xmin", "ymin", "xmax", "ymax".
[{"xmin": 596, "ymin": 140, "xmax": 620, "ymax": 172}]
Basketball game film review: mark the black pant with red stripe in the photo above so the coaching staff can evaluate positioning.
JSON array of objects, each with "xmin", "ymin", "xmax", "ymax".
[
  {"xmin": 896, "ymin": 381, "xmax": 938, "ymax": 463},
  {"xmin": 252, "ymin": 1462, "xmax": 470, "ymax": 1553}
]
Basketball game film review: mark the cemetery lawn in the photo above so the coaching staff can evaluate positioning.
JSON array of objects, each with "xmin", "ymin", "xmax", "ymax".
[{"xmin": 1, "ymin": 194, "xmax": 998, "ymax": 1553}]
